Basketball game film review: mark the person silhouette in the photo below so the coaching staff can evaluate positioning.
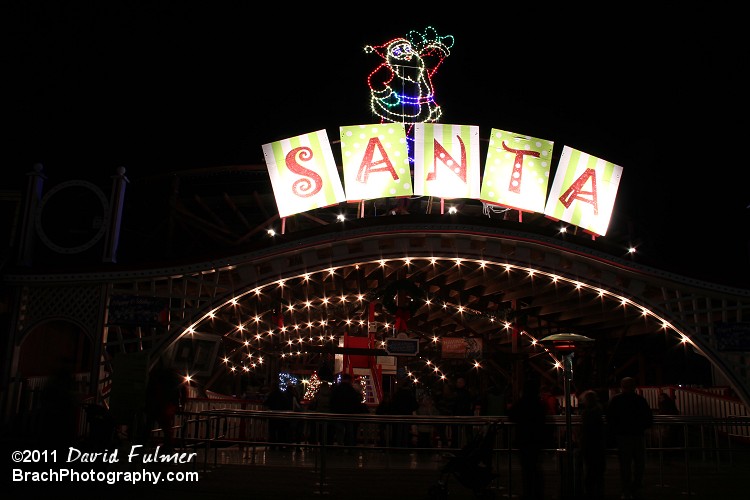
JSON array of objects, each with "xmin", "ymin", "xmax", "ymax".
[
  {"xmin": 508, "ymin": 378, "xmax": 548, "ymax": 500},
  {"xmin": 451, "ymin": 377, "xmax": 475, "ymax": 448},
  {"xmin": 391, "ymin": 377, "xmax": 418, "ymax": 447},
  {"xmin": 416, "ymin": 394, "xmax": 440, "ymax": 448},
  {"xmin": 606, "ymin": 377, "xmax": 653, "ymax": 500},
  {"xmin": 145, "ymin": 359, "xmax": 186, "ymax": 453},
  {"xmin": 657, "ymin": 392, "xmax": 681, "ymax": 453},
  {"xmin": 330, "ymin": 373, "xmax": 366, "ymax": 447},
  {"xmin": 575, "ymin": 390, "xmax": 607, "ymax": 499},
  {"xmin": 309, "ymin": 371, "xmax": 334, "ymax": 445},
  {"xmin": 264, "ymin": 379, "xmax": 293, "ymax": 450}
]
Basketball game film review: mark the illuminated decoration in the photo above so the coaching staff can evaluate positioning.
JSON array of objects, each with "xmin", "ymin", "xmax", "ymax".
[
  {"xmin": 413, "ymin": 123, "xmax": 481, "ymax": 198},
  {"xmin": 480, "ymin": 129, "xmax": 554, "ymax": 214},
  {"xmin": 357, "ymin": 375, "xmax": 368, "ymax": 404},
  {"xmin": 262, "ymin": 125, "xmax": 621, "ymax": 237},
  {"xmin": 340, "ymin": 123, "xmax": 412, "ymax": 200},
  {"xmin": 182, "ymin": 257, "xmax": 694, "ymax": 386},
  {"xmin": 278, "ymin": 371, "xmax": 298, "ymax": 391},
  {"xmin": 260, "ymin": 25, "xmax": 623, "ymax": 236},
  {"xmin": 304, "ymin": 371, "xmax": 328, "ymax": 400},
  {"xmin": 544, "ymin": 146, "xmax": 623, "ymax": 236},
  {"xmin": 365, "ymin": 26, "xmax": 454, "ymax": 125},
  {"xmin": 262, "ymin": 129, "xmax": 346, "ymax": 218}
]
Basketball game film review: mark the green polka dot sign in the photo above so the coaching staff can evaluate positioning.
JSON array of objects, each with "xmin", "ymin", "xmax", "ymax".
[
  {"xmin": 262, "ymin": 129, "xmax": 346, "ymax": 218},
  {"xmin": 480, "ymin": 129, "xmax": 554, "ymax": 214},
  {"xmin": 262, "ymin": 125, "xmax": 622, "ymax": 237},
  {"xmin": 340, "ymin": 124, "xmax": 412, "ymax": 201}
]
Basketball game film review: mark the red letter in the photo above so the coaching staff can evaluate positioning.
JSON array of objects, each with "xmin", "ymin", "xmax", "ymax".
[
  {"xmin": 427, "ymin": 136, "xmax": 466, "ymax": 183},
  {"xmin": 357, "ymin": 137, "xmax": 399, "ymax": 183},
  {"xmin": 502, "ymin": 141, "xmax": 541, "ymax": 194},
  {"xmin": 558, "ymin": 168, "xmax": 599, "ymax": 215},
  {"xmin": 285, "ymin": 147, "xmax": 322, "ymax": 198}
]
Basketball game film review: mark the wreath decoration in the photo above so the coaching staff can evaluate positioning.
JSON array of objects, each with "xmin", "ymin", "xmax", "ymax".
[{"xmin": 381, "ymin": 279, "xmax": 427, "ymax": 317}]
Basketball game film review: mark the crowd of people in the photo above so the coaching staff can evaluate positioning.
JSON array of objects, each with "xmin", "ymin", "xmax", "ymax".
[
  {"xmin": 503, "ymin": 375, "xmax": 662, "ymax": 500},
  {"xmin": 32, "ymin": 353, "xmax": 673, "ymax": 500},
  {"xmin": 253, "ymin": 368, "xmax": 669, "ymax": 499},
  {"xmin": 258, "ymin": 369, "xmax": 491, "ymax": 450}
]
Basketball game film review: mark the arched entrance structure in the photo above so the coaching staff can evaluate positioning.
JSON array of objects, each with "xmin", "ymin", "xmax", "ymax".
[
  {"xmin": 9, "ymin": 218, "xmax": 749, "ymax": 407},
  {"xmin": 3, "ymin": 167, "xmax": 750, "ymax": 422}
]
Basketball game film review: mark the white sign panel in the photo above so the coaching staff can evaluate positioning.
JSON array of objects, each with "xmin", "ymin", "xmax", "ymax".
[
  {"xmin": 543, "ymin": 146, "xmax": 622, "ymax": 236},
  {"xmin": 480, "ymin": 129, "xmax": 553, "ymax": 213},
  {"xmin": 413, "ymin": 123, "xmax": 481, "ymax": 199},
  {"xmin": 262, "ymin": 129, "xmax": 346, "ymax": 218},
  {"xmin": 340, "ymin": 123, "xmax": 412, "ymax": 201}
]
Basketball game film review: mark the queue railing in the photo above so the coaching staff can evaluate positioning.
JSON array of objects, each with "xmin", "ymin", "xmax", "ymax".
[{"xmin": 172, "ymin": 409, "xmax": 750, "ymax": 497}]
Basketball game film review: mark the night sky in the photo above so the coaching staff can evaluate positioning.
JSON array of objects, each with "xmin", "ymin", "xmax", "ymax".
[{"xmin": 5, "ymin": 3, "xmax": 749, "ymax": 287}]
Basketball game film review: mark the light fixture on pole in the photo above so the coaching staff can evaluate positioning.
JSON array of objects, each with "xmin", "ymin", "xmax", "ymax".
[{"xmin": 540, "ymin": 333, "xmax": 594, "ymax": 500}]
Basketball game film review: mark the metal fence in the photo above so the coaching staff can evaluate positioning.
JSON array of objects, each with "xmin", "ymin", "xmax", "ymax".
[{"xmin": 163, "ymin": 408, "xmax": 750, "ymax": 496}]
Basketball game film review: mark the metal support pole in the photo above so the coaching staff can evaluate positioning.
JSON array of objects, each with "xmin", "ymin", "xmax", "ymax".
[
  {"xmin": 563, "ymin": 352, "xmax": 574, "ymax": 499},
  {"xmin": 540, "ymin": 334, "xmax": 593, "ymax": 499}
]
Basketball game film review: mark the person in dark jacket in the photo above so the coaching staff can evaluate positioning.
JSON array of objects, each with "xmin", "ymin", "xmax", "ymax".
[
  {"xmin": 391, "ymin": 378, "xmax": 418, "ymax": 447},
  {"xmin": 145, "ymin": 359, "xmax": 186, "ymax": 453},
  {"xmin": 308, "ymin": 372, "xmax": 334, "ymax": 445},
  {"xmin": 508, "ymin": 378, "xmax": 548, "ymax": 500},
  {"xmin": 330, "ymin": 373, "xmax": 366, "ymax": 447},
  {"xmin": 657, "ymin": 392, "xmax": 682, "ymax": 452},
  {"xmin": 575, "ymin": 390, "xmax": 607, "ymax": 499},
  {"xmin": 606, "ymin": 377, "xmax": 653, "ymax": 500},
  {"xmin": 264, "ymin": 379, "xmax": 293, "ymax": 449},
  {"xmin": 451, "ymin": 377, "xmax": 476, "ymax": 448}
]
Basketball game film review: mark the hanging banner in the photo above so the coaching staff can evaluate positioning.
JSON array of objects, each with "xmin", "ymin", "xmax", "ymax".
[
  {"xmin": 543, "ymin": 146, "xmax": 623, "ymax": 236},
  {"xmin": 480, "ymin": 129, "xmax": 553, "ymax": 214},
  {"xmin": 107, "ymin": 295, "xmax": 168, "ymax": 326},
  {"xmin": 413, "ymin": 123, "xmax": 481, "ymax": 199},
  {"xmin": 262, "ymin": 129, "xmax": 346, "ymax": 218},
  {"xmin": 442, "ymin": 337, "xmax": 483, "ymax": 359},
  {"xmin": 340, "ymin": 123, "xmax": 412, "ymax": 201}
]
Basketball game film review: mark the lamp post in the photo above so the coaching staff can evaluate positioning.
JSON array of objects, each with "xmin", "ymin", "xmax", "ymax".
[{"xmin": 540, "ymin": 333, "xmax": 594, "ymax": 500}]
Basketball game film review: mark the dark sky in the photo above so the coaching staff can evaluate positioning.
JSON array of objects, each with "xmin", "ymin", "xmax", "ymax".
[{"xmin": 5, "ymin": 3, "xmax": 749, "ymax": 287}]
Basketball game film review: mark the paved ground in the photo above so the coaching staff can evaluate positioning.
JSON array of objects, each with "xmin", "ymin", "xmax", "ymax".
[{"xmin": 4, "ymin": 439, "xmax": 749, "ymax": 499}]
